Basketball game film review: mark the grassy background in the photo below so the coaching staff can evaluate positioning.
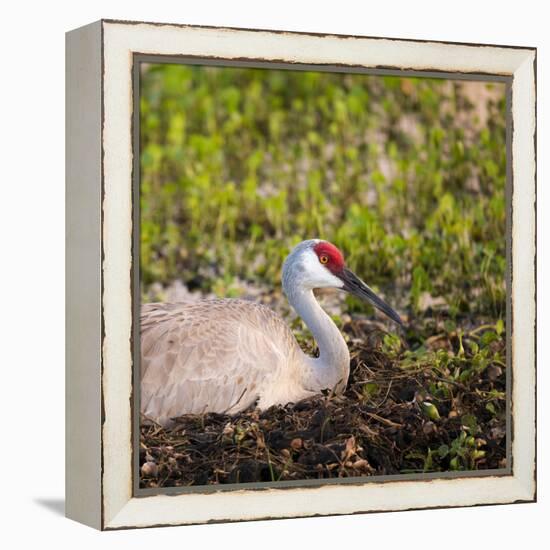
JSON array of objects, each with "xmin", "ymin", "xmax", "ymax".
[
  {"xmin": 140, "ymin": 64, "xmax": 506, "ymax": 320},
  {"xmin": 139, "ymin": 63, "xmax": 508, "ymax": 479}
]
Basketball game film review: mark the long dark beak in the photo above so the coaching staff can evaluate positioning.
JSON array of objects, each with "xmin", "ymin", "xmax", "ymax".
[{"xmin": 340, "ymin": 268, "xmax": 403, "ymax": 327}]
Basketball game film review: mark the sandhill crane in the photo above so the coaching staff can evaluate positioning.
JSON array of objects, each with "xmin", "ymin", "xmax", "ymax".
[{"xmin": 141, "ymin": 239, "xmax": 403, "ymax": 426}]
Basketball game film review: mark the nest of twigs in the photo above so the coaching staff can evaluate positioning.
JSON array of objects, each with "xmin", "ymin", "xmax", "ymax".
[{"xmin": 140, "ymin": 317, "xmax": 507, "ymax": 488}]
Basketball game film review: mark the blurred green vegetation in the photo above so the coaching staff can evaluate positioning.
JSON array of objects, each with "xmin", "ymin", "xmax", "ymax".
[
  {"xmin": 140, "ymin": 63, "xmax": 506, "ymax": 321},
  {"xmin": 139, "ymin": 64, "xmax": 508, "ymax": 475}
]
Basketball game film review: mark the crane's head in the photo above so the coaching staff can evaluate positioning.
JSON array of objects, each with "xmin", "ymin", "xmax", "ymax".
[{"xmin": 282, "ymin": 239, "xmax": 403, "ymax": 326}]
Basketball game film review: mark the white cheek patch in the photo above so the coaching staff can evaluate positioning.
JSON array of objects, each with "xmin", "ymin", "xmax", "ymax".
[{"xmin": 301, "ymin": 249, "xmax": 344, "ymax": 289}]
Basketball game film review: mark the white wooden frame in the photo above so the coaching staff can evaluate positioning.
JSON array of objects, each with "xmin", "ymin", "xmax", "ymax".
[{"xmin": 66, "ymin": 19, "xmax": 536, "ymax": 530}]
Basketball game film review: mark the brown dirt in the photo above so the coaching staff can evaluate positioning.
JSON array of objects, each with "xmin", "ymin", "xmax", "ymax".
[{"xmin": 139, "ymin": 318, "xmax": 506, "ymax": 488}]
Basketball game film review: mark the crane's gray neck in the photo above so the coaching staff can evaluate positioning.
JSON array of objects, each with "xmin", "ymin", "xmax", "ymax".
[{"xmin": 286, "ymin": 287, "xmax": 350, "ymax": 392}]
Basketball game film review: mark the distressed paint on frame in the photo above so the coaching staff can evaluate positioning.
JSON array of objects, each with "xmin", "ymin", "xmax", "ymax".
[{"xmin": 68, "ymin": 19, "xmax": 536, "ymax": 529}]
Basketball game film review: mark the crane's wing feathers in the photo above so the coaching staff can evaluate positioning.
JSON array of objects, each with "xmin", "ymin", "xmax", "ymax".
[{"xmin": 140, "ymin": 299, "xmax": 297, "ymax": 426}]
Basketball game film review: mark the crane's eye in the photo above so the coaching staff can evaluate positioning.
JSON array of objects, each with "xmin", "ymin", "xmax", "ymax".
[{"xmin": 319, "ymin": 255, "xmax": 329, "ymax": 265}]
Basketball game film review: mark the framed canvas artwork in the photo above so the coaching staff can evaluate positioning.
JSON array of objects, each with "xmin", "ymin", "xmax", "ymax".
[{"xmin": 66, "ymin": 19, "xmax": 536, "ymax": 529}]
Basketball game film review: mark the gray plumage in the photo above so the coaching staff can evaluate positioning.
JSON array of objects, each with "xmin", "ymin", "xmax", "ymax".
[
  {"xmin": 140, "ymin": 239, "xmax": 402, "ymax": 426},
  {"xmin": 140, "ymin": 299, "xmax": 310, "ymax": 426}
]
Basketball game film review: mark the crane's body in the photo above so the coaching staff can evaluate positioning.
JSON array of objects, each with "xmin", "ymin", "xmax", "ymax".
[{"xmin": 141, "ymin": 239, "xmax": 402, "ymax": 426}]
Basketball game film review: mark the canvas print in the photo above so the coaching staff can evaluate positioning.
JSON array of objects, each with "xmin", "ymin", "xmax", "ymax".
[{"xmin": 138, "ymin": 63, "xmax": 508, "ymax": 489}]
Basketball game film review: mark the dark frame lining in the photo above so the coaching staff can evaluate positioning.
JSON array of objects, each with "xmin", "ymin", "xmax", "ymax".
[{"xmin": 131, "ymin": 54, "xmax": 514, "ymax": 498}]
